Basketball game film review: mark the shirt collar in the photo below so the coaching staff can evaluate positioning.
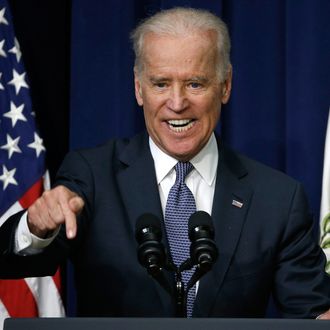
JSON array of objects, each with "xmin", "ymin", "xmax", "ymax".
[{"xmin": 149, "ymin": 133, "xmax": 218, "ymax": 186}]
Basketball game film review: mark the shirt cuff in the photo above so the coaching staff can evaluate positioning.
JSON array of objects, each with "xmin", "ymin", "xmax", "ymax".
[{"xmin": 14, "ymin": 211, "xmax": 60, "ymax": 255}]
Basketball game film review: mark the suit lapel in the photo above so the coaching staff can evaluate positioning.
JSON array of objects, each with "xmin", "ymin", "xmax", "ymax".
[
  {"xmin": 116, "ymin": 132, "xmax": 174, "ymax": 314},
  {"xmin": 116, "ymin": 132, "xmax": 163, "ymax": 227},
  {"xmin": 194, "ymin": 143, "xmax": 254, "ymax": 317}
]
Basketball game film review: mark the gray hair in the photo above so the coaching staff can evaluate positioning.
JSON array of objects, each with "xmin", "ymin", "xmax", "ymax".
[{"xmin": 130, "ymin": 7, "xmax": 231, "ymax": 82}]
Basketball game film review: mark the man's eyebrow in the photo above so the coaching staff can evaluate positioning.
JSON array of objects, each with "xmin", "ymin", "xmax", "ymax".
[
  {"xmin": 149, "ymin": 76, "xmax": 170, "ymax": 82},
  {"xmin": 149, "ymin": 76, "xmax": 209, "ymax": 82},
  {"xmin": 184, "ymin": 76, "xmax": 209, "ymax": 83}
]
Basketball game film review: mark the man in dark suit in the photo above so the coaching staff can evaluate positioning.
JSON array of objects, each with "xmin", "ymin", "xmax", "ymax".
[{"xmin": 1, "ymin": 7, "xmax": 330, "ymax": 319}]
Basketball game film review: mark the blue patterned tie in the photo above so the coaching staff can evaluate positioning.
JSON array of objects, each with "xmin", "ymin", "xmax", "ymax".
[{"xmin": 164, "ymin": 162, "xmax": 196, "ymax": 317}]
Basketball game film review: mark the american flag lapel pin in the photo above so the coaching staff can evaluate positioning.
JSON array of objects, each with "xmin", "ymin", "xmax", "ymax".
[{"xmin": 232, "ymin": 199, "xmax": 243, "ymax": 208}]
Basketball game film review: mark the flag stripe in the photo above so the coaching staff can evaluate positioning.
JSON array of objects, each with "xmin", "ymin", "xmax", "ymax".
[
  {"xmin": 25, "ymin": 277, "xmax": 65, "ymax": 317},
  {"xmin": 52, "ymin": 269, "xmax": 62, "ymax": 294},
  {"xmin": 19, "ymin": 178, "xmax": 43, "ymax": 209},
  {"xmin": 0, "ymin": 280, "xmax": 38, "ymax": 317},
  {"xmin": 0, "ymin": 300, "xmax": 9, "ymax": 324},
  {"xmin": 0, "ymin": 300, "xmax": 9, "ymax": 318},
  {"xmin": 0, "ymin": 201, "xmax": 22, "ymax": 227},
  {"xmin": 0, "ymin": 300, "xmax": 9, "ymax": 330}
]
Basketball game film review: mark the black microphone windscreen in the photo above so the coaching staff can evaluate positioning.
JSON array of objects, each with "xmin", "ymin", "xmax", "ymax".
[
  {"xmin": 135, "ymin": 213, "xmax": 161, "ymax": 233},
  {"xmin": 188, "ymin": 211, "xmax": 213, "ymax": 232}
]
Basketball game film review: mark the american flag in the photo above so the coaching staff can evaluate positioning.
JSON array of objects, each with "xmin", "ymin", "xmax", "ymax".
[{"xmin": 0, "ymin": 0, "xmax": 64, "ymax": 327}]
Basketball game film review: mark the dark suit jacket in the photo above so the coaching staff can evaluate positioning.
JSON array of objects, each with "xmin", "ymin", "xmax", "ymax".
[{"xmin": 1, "ymin": 132, "xmax": 330, "ymax": 318}]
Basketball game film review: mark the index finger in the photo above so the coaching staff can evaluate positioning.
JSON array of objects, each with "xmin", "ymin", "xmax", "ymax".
[{"xmin": 59, "ymin": 196, "xmax": 78, "ymax": 239}]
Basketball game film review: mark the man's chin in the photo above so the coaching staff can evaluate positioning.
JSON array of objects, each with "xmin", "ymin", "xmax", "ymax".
[
  {"xmin": 165, "ymin": 146, "xmax": 197, "ymax": 162},
  {"xmin": 153, "ymin": 134, "xmax": 201, "ymax": 160}
]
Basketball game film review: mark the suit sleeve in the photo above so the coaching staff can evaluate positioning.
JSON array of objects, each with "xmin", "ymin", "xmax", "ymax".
[
  {"xmin": 273, "ymin": 182, "xmax": 330, "ymax": 318},
  {"xmin": 0, "ymin": 150, "xmax": 94, "ymax": 279}
]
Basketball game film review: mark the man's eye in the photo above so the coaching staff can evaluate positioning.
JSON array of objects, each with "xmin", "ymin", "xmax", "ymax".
[
  {"xmin": 154, "ymin": 82, "xmax": 167, "ymax": 88},
  {"xmin": 189, "ymin": 82, "xmax": 202, "ymax": 89}
]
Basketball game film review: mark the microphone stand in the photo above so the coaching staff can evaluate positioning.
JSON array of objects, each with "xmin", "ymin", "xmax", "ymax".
[
  {"xmin": 145, "ymin": 258, "xmax": 187, "ymax": 317},
  {"xmin": 145, "ymin": 262, "xmax": 174, "ymax": 297},
  {"xmin": 175, "ymin": 269, "xmax": 185, "ymax": 317},
  {"xmin": 150, "ymin": 259, "xmax": 188, "ymax": 318},
  {"xmin": 176, "ymin": 259, "xmax": 195, "ymax": 318},
  {"xmin": 185, "ymin": 262, "xmax": 210, "ymax": 299},
  {"xmin": 145, "ymin": 256, "xmax": 214, "ymax": 318},
  {"xmin": 179, "ymin": 256, "xmax": 215, "ymax": 317}
]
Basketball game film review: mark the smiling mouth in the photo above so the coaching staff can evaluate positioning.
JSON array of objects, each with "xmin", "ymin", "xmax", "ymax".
[{"xmin": 167, "ymin": 119, "xmax": 195, "ymax": 132}]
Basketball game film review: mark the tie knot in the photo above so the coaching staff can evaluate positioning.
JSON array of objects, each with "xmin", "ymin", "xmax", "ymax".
[{"xmin": 175, "ymin": 162, "xmax": 193, "ymax": 184}]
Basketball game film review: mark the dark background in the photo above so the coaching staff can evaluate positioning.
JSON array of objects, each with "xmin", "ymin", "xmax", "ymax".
[
  {"xmin": 7, "ymin": 0, "xmax": 330, "ymax": 316},
  {"xmin": 8, "ymin": 0, "xmax": 71, "ymax": 182}
]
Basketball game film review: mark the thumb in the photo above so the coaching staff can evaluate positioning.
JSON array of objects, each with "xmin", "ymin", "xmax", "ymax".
[
  {"xmin": 69, "ymin": 196, "xmax": 85, "ymax": 214},
  {"xmin": 317, "ymin": 309, "xmax": 330, "ymax": 320}
]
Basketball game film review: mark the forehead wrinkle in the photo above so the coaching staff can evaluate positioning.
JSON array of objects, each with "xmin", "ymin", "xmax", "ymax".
[
  {"xmin": 140, "ymin": 33, "xmax": 220, "ymax": 84},
  {"xmin": 143, "ymin": 32, "xmax": 216, "ymax": 60}
]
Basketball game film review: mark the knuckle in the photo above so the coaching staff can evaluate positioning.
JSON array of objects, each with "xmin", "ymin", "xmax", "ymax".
[
  {"xmin": 52, "ymin": 211, "xmax": 65, "ymax": 224},
  {"xmin": 62, "ymin": 207, "xmax": 73, "ymax": 217},
  {"xmin": 42, "ymin": 190, "xmax": 51, "ymax": 198},
  {"xmin": 28, "ymin": 203, "xmax": 36, "ymax": 213},
  {"xmin": 47, "ymin": 222, "xmax": 59, "ymax": 231},
  {"xmin": 27, "ymin": 207, "xmax": 36, "ymax": 221},
  {"xmin": 35, "ymin": 198, "xmax": 43, "ymax": 208},
  {"xmin": 56, "ymin": 185, "xmax": 68, "ymax": 195},
  {"xmin": 56, "ymin": 185, "xmax": 64, "ymax": 193},
  {"xmin": 38, "ymin": 222, "xmax": 48, "ymax": 232}
]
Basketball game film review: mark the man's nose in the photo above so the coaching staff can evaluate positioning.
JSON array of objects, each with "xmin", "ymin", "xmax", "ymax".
[{"xmin": 166, "ymin": 86, "xmax": 188, "ymax": 112}]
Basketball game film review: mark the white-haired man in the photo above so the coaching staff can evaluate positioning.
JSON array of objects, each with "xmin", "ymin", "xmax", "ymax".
[{"xmin": 1, "ymin": 7, "xmax": 330, "ymax": 319}]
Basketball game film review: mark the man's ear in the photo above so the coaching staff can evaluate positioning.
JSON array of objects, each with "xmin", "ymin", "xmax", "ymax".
[
  {"xmin": 221, "ymin": 65, "xmax": 232, "ymax": 104},
  {"xmin": 134, "ymin": 70, "xmax": 143, "ymax": 106}
]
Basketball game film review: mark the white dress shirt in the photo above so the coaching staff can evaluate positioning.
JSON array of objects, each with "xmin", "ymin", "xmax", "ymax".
[{"xmin": 149, "ymin": 133, "xmax": 218, "ymax": 218}]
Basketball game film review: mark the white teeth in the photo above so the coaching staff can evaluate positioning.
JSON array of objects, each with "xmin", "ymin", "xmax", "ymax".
[
  {"xmin": 168, "ymin": 119, "xmax": 191, "ymax": 126},
  {"xmin": 167, "ymin": 119, "xmax": 195, "ymax": 132}
]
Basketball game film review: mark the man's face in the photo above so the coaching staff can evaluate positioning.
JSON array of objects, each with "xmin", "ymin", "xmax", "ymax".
[{"xmin": 134, "ymin": 31, "xmax": 232, "ymax": 161}]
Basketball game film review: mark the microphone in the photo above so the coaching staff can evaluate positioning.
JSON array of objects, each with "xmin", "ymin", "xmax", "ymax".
[
  {"xmin": 188, "ymin": 211, "xmax": 218, "ymax": 272},
  {"xmin": 135, "ymin": 213, "xmax": 174, "ymax": 299},
  {"xmin": 135, "ymin": 213, "xmax": 166, "ymax": 276}
]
